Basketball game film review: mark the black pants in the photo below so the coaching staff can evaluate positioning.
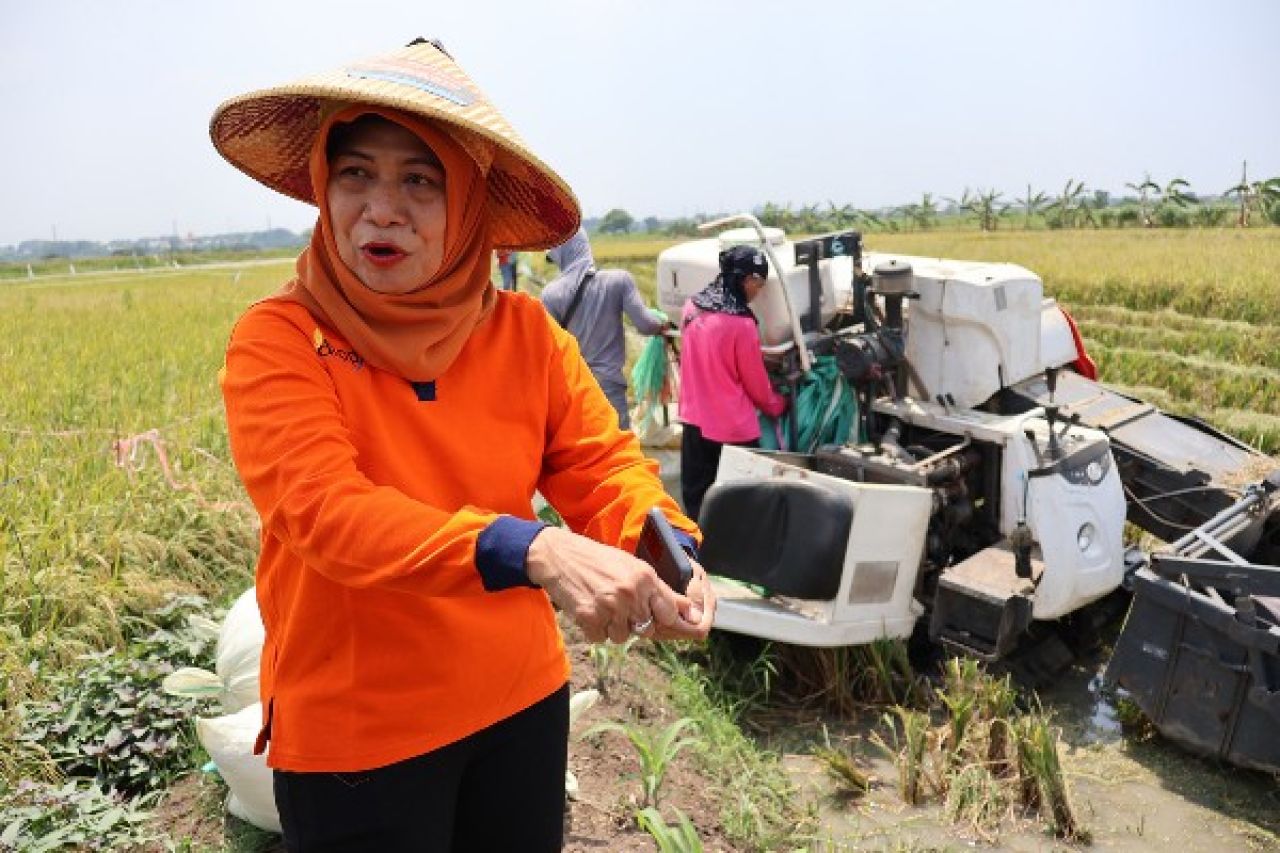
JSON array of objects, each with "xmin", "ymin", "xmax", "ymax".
[
  {"xmin": 680, "ymin": 422, "xmax": 758, "ymax": 523},
  {"xmin": 273, "ymin": 683, "xmax": 569, "ymax": 852}
]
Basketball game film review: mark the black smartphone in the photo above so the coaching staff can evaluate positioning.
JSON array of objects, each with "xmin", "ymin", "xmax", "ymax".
[{"xmin": 635, "ymin": 507, "xmax": 694, "ymax": 594}]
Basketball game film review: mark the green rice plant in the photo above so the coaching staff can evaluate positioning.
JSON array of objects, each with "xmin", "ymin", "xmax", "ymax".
[
  {"xmin": 772, "ymin": 638, "xmax": 921, "ymax": 715},
  {"xmin": 0, "ymin": 266, "xmax": 270, "ymax": 780},
  {"xmin": 870, "ymin": 707, "xmax": 933, "ymax": 805},
  {"xmin": 870, "ymin": 658, "xmax": 1086, "ymax": 841},
  {"xmin": 636, "ymin": 806, "xmax": 704, "ymax": 853},
  {"xmin": 943, "ymin": 762, "xmax": 1008, "ymax": 840},
  {"xmin": 857, "ymin": 637, "xmax": 923, "ymax": 707},
  {"xmin": 586, "ymin": 717, "xmax": 699, "ymax": 807},
  {"xmin": 1013, "ymin": 712, "xmax": 1088, "ymax": 841},
  {"xmin": 811, "ymin": 727, "xmax": 869, "ymax": 798},
  {"xmin": 937, "ymin": 689, "xmax": 976, "ymax": 769},
  {"xmin": 1111, "ymin": 695, "xmax": 1158, "ymax": 740}
]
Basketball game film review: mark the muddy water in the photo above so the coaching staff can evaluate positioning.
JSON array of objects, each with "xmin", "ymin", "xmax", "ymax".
[
  {"xmin": 642, "ymin": 446, "xmax": 1280, "ymax": 851},
  {"xmin": 1033, "ymin": 656, "xmax": 1278, "ymax": 850},
  {"xmin": 771, "ymin": 659, "xmax": 1279, "ymax": 851}
]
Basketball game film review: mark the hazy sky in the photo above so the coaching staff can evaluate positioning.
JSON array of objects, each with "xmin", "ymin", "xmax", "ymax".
[{"xmin": 3, "ymin": 0, "xmax": 1277, "ymax": 245}]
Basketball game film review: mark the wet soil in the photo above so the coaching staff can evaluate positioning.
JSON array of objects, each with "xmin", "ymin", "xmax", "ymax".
[{"xmin": 775, "ymin": 655, "xmax": 1279, "ymax": 851}]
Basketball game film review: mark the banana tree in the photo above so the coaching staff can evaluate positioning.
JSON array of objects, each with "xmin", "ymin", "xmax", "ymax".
[
  {"xmin": 1225, "ymin": 162, "xmax": 1252, "ymax": 227},
  {"xmin": 1221, "ymin": 161, "xmax": 1278, "ymax": 228},
  {"xmin": 957, "ymin": 188, "xmax": 1007, "ymax": 232},
  {"xmin": 1257, "ymin": 179, "xmax": 1280, "ymax": 224},
  {"xmin": 1124, "ymin": 173, "xmax": 1160, "ymax": 227},
  {"xmin": 1157, "ymin": 178, "xmax": 1195, "ymax": 217},
  {"xmin": 897, "ymin": 192, "xmax": 938, "ymax": 231},
  {"xmin": 1045, "ymin": 179, "xmax": 1088, "ymax": 228},
  {"xmin": 1016, "ymin": 184, "xmax": 1049, "ymax": 229},
  {"xmin": 827, "ymin": 201, "xmax": 884, "ymax": 232}
]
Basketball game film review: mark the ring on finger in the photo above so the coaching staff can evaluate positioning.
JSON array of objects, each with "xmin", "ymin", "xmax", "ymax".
[{"xmin": 630, "ymin": 616, "xmax": 654, "ymax": 636}]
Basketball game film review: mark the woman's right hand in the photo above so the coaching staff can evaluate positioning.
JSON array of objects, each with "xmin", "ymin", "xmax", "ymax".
[{"xmin": 526, "ymin": 526, "xmax": 712, "ymax": 644}]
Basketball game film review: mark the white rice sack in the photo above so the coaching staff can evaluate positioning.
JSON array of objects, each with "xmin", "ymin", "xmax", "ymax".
[
  {"xmin": 217, "ymin": 587, "xmax": 265, "ymax": 714},
  {"xmin": 196, "ymin": 703, "xmax": 280, "ymax": 833}
]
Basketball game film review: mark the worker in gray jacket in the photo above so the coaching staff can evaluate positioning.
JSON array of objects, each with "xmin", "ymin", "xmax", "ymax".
[{"xmin": 542, "ymin": 228, "xmax": 667, "ymax": 429}]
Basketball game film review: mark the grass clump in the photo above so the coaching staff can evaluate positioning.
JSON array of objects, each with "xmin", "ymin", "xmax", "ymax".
[
  {"xmin": 657, "ymin": 642, "xmax": 813, "ymax": 852},
  {"xmin": 872, "ymin": 657, "xmax": 1088, "ymax": 842}
]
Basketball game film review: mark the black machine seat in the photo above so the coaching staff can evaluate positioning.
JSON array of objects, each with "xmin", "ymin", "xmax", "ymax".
[{"xmin": 698, "ymin": 478, "xmax": 854, "ymax": 600}]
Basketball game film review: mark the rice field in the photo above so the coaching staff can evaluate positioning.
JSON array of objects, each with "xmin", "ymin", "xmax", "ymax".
[{"xmin": 0, "ymin": 227, "xmax": 1277, "ymax": 803}]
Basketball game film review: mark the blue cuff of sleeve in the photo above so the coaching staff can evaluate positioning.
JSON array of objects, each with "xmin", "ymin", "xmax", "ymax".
[
  {"xmin": 673, "ymin": 530, "xmax": 700, "ymax": 561},
  {"xmin": 476, "ymin": 516, "xmax": 549, "ymax": 591}
]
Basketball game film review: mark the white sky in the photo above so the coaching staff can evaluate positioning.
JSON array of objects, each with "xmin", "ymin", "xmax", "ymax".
[{"xmin": 3, "ymin": 0, "xmax": 1277, "ymax": 245}]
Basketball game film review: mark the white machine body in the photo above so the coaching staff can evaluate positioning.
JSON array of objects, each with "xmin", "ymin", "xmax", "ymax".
[
  {"xmin": 658, "ymin": 237, "xmax": 1082, "ymax": 383},
  {"xmin": 667, "ymin": 226, "xmax": 1128, "ymax": 653},
  {"xmin": 873, "ymin": 398, "xmax": 1127, "ymax": 620},
  {"xmin": 656, "ymin": 228, "xmax": 850, "ymax": 346},
  {"xmin": 708, "ymin": 445, "xmax": 933, "ymax": 646}
]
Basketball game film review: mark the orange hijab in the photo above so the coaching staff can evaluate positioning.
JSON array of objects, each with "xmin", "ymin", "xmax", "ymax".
[{"xmin": 277, "ymin": 105, "xmax": 496, "ymax": 381}]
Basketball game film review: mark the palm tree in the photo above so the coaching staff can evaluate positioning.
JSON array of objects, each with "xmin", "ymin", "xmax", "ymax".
[
  {"xmin": 1016, "ymin": 184, "xmax": 1049, "ymax": 229},
  {"xmin": 1124, "ymin": 173, "xmax": 1160, "ymax": 227}
]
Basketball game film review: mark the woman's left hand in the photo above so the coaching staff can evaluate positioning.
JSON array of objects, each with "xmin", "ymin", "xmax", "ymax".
[
  {"xmin": 526, "ymin": 526, "xmax": 716, "ymax": 644},
  {"xmin": 650, "ymin": 559, "xmax": 715, "ymax": 642}
]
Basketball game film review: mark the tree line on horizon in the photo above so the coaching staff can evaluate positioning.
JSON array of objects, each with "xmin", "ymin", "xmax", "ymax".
[{"xmin": 593, "ymin": 161, "xmax": 1280, "ymax": 237}]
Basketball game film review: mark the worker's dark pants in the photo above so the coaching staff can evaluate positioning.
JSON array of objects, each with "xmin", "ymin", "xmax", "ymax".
[
  {"xmin": 680, "ymin": 422, "xmax": 758, "ymax": 523},
  {"xmin": 273, "ymin": 683, "xmax": 569, "ymax": 852}
]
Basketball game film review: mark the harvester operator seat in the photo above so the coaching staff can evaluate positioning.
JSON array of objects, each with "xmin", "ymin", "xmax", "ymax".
[{"xmin": 697, "ymin": 479, "xmax": 853, "ymax": 600}]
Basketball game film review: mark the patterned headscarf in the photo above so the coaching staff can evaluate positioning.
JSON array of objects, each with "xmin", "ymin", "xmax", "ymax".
[{"xmin": 691, "ymin": 245, "xmax": 768, "ymax": 318}]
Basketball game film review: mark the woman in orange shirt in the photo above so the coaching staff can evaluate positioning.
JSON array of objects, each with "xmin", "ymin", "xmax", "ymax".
[{"xmin": 212, "ymin": 38, "xmax": 714, "ymax": 850}]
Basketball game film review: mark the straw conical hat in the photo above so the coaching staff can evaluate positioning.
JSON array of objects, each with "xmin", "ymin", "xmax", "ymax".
[{"xmin": 210, "ymin": 38, "xmax": 580, "ymax": 251}]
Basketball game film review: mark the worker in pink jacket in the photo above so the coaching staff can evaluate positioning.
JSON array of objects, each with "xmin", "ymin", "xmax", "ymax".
[{"xmin": 678, "ymin": 245, "xmax": 788, "ymax": 520}]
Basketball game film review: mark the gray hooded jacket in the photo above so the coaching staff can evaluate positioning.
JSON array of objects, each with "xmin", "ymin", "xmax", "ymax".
[{"xmin": 541, "ymin": 228, "xmax": 665, "ymax": 393}]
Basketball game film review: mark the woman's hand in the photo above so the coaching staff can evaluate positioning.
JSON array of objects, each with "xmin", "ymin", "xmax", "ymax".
[{"xmin": 526, "ymin": 526, "xmax": 716, "ymax": 644}]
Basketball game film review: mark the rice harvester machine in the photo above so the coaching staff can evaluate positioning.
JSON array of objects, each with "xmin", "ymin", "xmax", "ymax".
[{"xmin": 655, "ymin": 218, "xmax": 1280, "ymax": 765}]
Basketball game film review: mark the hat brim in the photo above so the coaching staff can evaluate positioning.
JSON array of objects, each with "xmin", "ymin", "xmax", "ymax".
[{"xmin": 210, "ymin": 44, "xmax": 580, "ymax": 251}]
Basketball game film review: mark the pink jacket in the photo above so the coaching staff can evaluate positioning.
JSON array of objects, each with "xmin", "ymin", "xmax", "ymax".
[{"xmin": 678, "ymin": 302, "xmax": 787, "ymax": 443}]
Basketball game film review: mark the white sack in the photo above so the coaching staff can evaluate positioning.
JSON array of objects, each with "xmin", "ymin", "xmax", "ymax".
[
  {"xmin": 217, "ymin": 587, "xmax": 265, "ymax": 714},
  {"xmin": 197, "ymin": 702, "xmax": 280, "ymax": 833}
]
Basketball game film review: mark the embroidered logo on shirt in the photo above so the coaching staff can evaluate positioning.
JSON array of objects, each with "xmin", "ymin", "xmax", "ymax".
[{"xmin": 313, "ymin": 328, "xmax": 365, "ymax": 370}]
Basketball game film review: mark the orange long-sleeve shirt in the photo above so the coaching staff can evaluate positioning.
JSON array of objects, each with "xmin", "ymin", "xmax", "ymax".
[{"xmin": 220, "ymin": 292, "xmax": 692, "ymax": 772}]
